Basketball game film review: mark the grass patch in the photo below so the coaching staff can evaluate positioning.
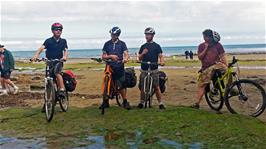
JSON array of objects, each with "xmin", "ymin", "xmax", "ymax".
[{"xmin": 0, "ymin": 106, "xmax": 265, "ymax": 148}]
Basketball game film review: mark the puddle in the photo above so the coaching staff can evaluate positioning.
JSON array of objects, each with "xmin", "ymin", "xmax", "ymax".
[
  {"xmin": 0, "ymin": 130, "xmax": 203, "ymax": 149},
  {"xmin": 0, "ymin": 135, "xmax": 46, "ymax": 149}
]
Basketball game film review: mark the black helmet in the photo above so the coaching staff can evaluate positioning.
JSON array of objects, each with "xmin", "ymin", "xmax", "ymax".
[
  {"xmin": 144, "ymin": 27, "xmax": 155, "ymax": 35},
  {"xmin": 109, "ymin": 26, "xmax": 121, "ymax": 36}
]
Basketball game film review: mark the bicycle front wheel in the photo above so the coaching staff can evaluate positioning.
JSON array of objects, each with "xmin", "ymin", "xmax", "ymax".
[
  {"xmin": 224, "ymin": 79, "xmax": 266, "ymax": 117},
  {"xmin": 44, "ymin": 80, "xmax": 56, "ymax": 122},
  {"xmin": 59, "ymin": 91, "xmax": 69, "ymax": 112}
]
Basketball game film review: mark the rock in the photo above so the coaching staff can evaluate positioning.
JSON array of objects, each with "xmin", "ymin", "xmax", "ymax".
[
  {"xmin": 32, "ymin": 76, "xmax": 41, "ymax": 80},
  {"xmin": 190, "ymin": 80, "xmax": 196, "ymax": 84},
  {"xmin": 175, "ymin": 132, "xmax": 182, "ymax": 137}
]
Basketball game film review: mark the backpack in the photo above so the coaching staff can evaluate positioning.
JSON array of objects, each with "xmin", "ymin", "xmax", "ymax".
[
  {"xmin": 124, "ymin": 67, "xmax": 137, "ymax": 88},
  {"xmin": 62, "ymin": 70, "xmax": 77, "ymax": 92},
  {"xmin": 159, "ymin": 71, "xmax": 167, "ymax": 93}
]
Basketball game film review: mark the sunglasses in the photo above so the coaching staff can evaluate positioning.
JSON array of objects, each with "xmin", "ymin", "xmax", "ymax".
[{"xmin": 53, "ymin": 28, "xmax": 62, "ymax": 31}]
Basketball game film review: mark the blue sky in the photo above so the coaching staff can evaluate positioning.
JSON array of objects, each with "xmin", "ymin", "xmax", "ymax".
[{"xmin": 0, "ymin": 0, "xmax": 265, "ymax": 50}]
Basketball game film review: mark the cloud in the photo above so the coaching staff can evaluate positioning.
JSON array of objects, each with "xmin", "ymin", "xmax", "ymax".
[{"xmin": 1, "ymin": 0, "xmax": 265, "ymax": 49}]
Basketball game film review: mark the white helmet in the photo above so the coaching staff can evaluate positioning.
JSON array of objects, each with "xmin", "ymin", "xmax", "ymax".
[
  {"xmin": 144, "ymin": 27, "xmax": 155, "ymax": 35},
  {"xmin": 212, "ymin": 31, "xmax": 221, "ymax": 42}
]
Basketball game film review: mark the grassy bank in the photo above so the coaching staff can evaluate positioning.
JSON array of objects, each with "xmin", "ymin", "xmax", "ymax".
[{"xmin": 1, "ymin": 106, "xmax": 265, "ymax": 148}]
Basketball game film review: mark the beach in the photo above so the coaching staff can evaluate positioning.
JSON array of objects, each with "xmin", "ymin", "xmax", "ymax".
[
  {"xmin": 1, "ymin": 53, "xmax": 265, "ymax": 119},
  {"xmin": 0, "ymin": 52, "xmax": 266, "ymax": 148}
]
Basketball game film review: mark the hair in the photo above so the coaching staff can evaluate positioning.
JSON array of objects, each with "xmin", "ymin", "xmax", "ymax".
[{"xmin": 202, "ymin": 29, "xmax": 213, "ymax": 38}]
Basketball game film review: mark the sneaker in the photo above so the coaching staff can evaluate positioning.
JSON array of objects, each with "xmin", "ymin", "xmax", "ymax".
[
  {"xmin": 137, "ymin": 103, "xmax": 144, "ymax": 109},
  {"xmin": 99, "ymin": 101, "xmax": 110, "ymax": 109},
  {"xmin": 0, "ymin": 90, "xmax": 8, "ymax": 96},
  {"xmin": 58, "ymin": 90, "xmax": 66, "ymax": 99},
  {"xmin": 13, "ymin": 86, "xmax": 19, "ymax": 94},
  {"xmin": 191, "ymin": 103, "xmax": 200, "ymax": 109},
  {"xmin": 159, "ymin": 104, "xmax": 166, "ymax": 110},
  {"xmin": 123, "ymin": 100, "xmax": 131, "ymax": 110}
]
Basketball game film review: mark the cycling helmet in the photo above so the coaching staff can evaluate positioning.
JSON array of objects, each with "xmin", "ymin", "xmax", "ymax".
[
  {"xmin": 109, "ymin": 26, "xmax": 121, "ymax": 36},
  {"xmin": 51, "ymin": 22, "xmax": 63, "ymax": 31},
  {"xmin": 144, "ymin": 27, "xmax": 155, "ymax": 35},
  {"xmin": 212, "ymin": 31, "xmax": 221, "ymax": 42}
]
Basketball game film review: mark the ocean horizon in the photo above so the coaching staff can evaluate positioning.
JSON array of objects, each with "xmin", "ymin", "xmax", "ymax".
[{"xmin": 9, "ymin": 43, "xmax": 266, "ymax": 59}]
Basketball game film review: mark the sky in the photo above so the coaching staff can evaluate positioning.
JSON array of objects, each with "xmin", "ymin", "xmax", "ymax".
[{"xmin": 0, "ymin": 0, "xmax": 265, "ymax": 50}]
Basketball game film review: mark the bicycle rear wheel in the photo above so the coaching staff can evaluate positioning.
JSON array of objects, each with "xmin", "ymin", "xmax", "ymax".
[
  {"xmin": 224, "ymin": 79, "xmax": 266, "ymax": 117},
  {"xmin": 59, "ymin": 91, "xmax": 69, "ymax": 112},
  {"xmin": 205, "ymin": 83, "xmax": 224, "ymax": 111},
  {"xmin": 116, "ymin": 94, "xmax": 122, "ymax": 107},
  {"xmin": 44, "ymin": 80, "xmax": 56, "ymax": 122}
]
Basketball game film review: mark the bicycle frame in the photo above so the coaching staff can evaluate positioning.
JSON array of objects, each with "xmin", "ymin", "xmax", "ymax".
[
  {"xmin": 101, "ymin": 64, "xmax": 113, "ymax": 97},
  {"xmin": 212, "ymin": 61, "xmax": 240, "ymax": 97},
  {"xmin": 143, "ymin": 69, "xmax": 154, "ymax": 97}
]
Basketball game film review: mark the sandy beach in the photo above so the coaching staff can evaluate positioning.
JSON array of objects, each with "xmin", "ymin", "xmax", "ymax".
[{"xmin": 0, "ymin": 53, "xmax": 265, "ymax": 121}]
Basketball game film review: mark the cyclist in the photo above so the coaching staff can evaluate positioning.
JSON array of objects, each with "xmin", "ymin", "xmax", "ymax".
[
  {"xmin": 31, "ymin": 22, "xmax": 68, "ymax": 112},
  {"xmin": 137, "ymin": 27, "xmax": 165, "ymax": 109},
  {"xmin": 0, "ymin": 44, "xmax": 19, "ymax": 95},
  {"xmin": 101, "ymin": 26, "xmax": 131, "ymax": 110},
  {"xmin": 192, "ymin": 29, "xmax": 228, "ymax": 109}
]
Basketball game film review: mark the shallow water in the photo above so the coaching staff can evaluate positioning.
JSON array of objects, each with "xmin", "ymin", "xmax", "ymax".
[
  {"xmin": 0, "ymin": 135, "xmax": 46, "ymax": 149},
  {"xmin": 0, "ymin": 129, "xmax": 204, "ymax": 149}
]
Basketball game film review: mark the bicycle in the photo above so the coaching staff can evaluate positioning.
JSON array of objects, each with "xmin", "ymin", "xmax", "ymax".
[
  {"xmin": 204, "ymin": 56, "xmax": 266, "ymax": 117},
  {"xmin": 138, "ymin": 61, "xmax": 163, "ymax": 108},
  {"xmin": 100, "ymin": 59, "xmax": 124, "ymax": 115},
  {"xmin": 31, "ymin": 58, "xmax": 69, "ymax": 122}
]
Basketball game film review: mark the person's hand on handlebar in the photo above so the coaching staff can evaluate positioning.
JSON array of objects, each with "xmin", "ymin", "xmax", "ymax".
[
  {"xmin": 122, "ymin": 59, "xmax": 128, "ymax": 64},
  {"xmin": 31, "ymin": 54, "xmax": 39, "ymax": 62},
  {"xmin": 61, "ymin": 55, "xmax": 67, "ymax": 62},
  {"xmin": 159, "ymin": 61, "xmax": 165, "ymax": 66}
]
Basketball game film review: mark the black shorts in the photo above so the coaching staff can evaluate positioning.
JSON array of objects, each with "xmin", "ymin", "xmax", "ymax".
[
  {"xmin": 0, "ymin": 70, "xmax": 11, "ymax": 79},
  {"xmin": 49, "ymin": 62, "xmax": 63, "ymax": 77}
]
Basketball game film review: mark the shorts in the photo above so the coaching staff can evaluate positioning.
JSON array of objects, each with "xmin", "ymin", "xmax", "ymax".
[
  {"xmin": 0, "ymin": 70, "xmax": 11, "ymax": 79},
  {"xmin": 139, "ymin": 70, "xmax": 159, "ymax": 90},
  {"xmin": 197, "ymin": 62, "xmax": 227, "ymax": 87},
  {"xmin": 113, "ymin": 73, "xmax": 126, "ymax": 90},
  {"xmin": 49, "ymin": 61, "xmax": 63, "ymax": 77}
]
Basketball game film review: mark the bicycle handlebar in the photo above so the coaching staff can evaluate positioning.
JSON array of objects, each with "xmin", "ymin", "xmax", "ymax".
[
  {"xmin": 137, "ymin": 61, "xmax": 164, "ymax": 66},
  {"xmin": 103, "ymin": 58, "xmax": 123, "ymax": 64},
  {"xmin": 30, "ymin": 58, "xmax": 66, "ymax": 63},
  {"xmin": 228, "ymin": 56, "xmax": 238, "ymax": 68}
]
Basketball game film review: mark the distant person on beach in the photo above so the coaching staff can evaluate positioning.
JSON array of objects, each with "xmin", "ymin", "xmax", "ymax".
[
  {"xmin": 101, "ymin": 26, "xmax": 131, "ymax": 110},
  {"xmin": 189, "ymin": 50, "xmax": 194, "ymax": 60},
  {"xmin": 137, "ymin": 27, "xmax": 166, "ymax": 109},
  {"xmin": 0, "ymin": 44, "xmax": 19, "ymax": 95},
  {"xmin": 185, "ymin": 50, "xmax": 189, "ymax": 59},
  {"xmin": 31, "ymin": 23, "xmax": 68, "ymax": 112},
  {"xmin": 192, "ymin": 29, "xmax": 227, "ymax": 109}
]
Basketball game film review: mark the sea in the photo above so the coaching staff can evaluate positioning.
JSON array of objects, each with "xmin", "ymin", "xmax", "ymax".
[{"xmin": 10, "ymin": 43, "xmax": 266, "ymax": 59}]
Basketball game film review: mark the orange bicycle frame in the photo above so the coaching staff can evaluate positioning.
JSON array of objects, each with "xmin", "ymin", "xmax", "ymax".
[{"xmin": 101, "ymin": 64, "xmax": 113, "ymax": 96}]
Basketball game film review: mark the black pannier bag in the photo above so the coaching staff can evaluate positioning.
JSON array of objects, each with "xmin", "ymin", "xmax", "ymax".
[
  {"xmin": 124, "ymin": 67, "xmax": 137, "ymax": 88},
  {"xmin": 159, "ymin": 71, "xmax": 167, "ymax": 93},
  {"xmin": 62, "ymin": 70, "xmax": 77, "ymax": 92}
]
